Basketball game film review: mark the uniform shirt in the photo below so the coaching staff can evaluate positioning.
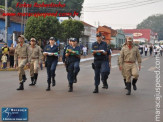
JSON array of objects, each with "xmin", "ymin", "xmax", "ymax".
[
  {"xmin": 28, "ymin": 45, "xmax": 42, "ymax": 63},
  {"xmin": 62, "ymin": 45, "xmax": 70, "ymax": 63},
  {"xmin": 67, "ymin": 46, "xmax": 80, "ymax": 63},
  {"xmin": 14, "ymin": 43, "xmax": 29, "ymax": 62},
  {"xmin": 117, "ymin": 44, "xmax": 126, "ymax": 66},
  {"xmin": 119, "ymin": 45, "xmax": 142, "ymax": 67},
  {"xmin": 44, "ymin": 44, "xmax": 58, "ymax": 62},
  {"xmin": 106, "ymin": 45, "xmax": 111, "ymax": 62},
  {"xmin": 92, "ymin": 41, "xmax": 107, "ymax": 61}
]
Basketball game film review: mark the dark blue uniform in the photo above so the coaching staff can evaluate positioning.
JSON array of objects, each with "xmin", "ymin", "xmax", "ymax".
[
  {"xmin": 44, "ymin": 44, "xmax": 58, "ymax": 86},
  {"xmin": 92, "ymin": 41, "xmax": 108, "ymax": 87},
  {"xmin": 62, "ymin": 45, "xmax": 70, "ymax": 63},
  {"xmin": 66, "ymin": 46, "xmax": 80, "ymax": 84},
  {"xmin": 101, "ymin": 45, "xmax": 111, "ymax": 86}
]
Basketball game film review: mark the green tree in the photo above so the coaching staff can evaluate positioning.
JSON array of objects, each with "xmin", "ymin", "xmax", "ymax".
[
  {"xmin": 137, "ymin": 14, "xmax": 163, "ymax": 40},
  {"xmin": 61, "ymin": 19, "xmax": 84, "ymax": 41},
  {"xmin": 25, "ymin": 16, "xmax": 61, "ymax": 41}
]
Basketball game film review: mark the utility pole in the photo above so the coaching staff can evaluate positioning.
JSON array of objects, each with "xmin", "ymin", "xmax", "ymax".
[{"xmin": 5, "ymin": 0, "xmax": 8, "ymax": 43}]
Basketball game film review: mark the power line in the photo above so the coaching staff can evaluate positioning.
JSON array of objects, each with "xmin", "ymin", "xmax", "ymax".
[
  {"xmin": 84, "ymin": 0, "xmax": 162, "ymax": 12},
  {"xmin": 84, "ymin": 0, "xmax": 159, "ymax": 9},
  {"xmin": 84, "ymin": 0, "xmax": 150, "ymax": 8}
]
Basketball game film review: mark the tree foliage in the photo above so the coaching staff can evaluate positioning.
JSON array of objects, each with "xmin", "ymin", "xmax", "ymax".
[
  {"xmin": 137, "ymin": 14, "xmax": 163, "ymax": 40},
  {"xmin": 25, "ymin": 16, "xmax": 61, "ymax": 41},
  {"xmin": 61, "ymin": 19, "xmax": 84, "ymax": 41}
]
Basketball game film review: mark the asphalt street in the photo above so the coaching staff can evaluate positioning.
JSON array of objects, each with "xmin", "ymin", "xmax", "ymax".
[{"xmin": 0, "ymin": 55, "xmax": 162, "ymax": 122}]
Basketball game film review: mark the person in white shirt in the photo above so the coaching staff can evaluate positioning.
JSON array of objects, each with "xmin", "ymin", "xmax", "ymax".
[
  {"xmin": 153, "ymin": 46, "xmax": 157, "ymax": 57},
  {"xmin": 144, "ymin": 45, "xmax": 148, "ymax": 56},
  {"xmin": 82, "ymin": 46, "xmax": 87, "ymax": 57}
]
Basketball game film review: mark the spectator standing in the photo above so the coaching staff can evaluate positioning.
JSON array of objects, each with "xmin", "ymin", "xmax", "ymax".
[
  {"xmin": 82, "ymin": 46, "xmax": 87, "ymax": 57},
  {"xmin": 9, "ymin": 44, "xmax": 15, "ymax": 68}
]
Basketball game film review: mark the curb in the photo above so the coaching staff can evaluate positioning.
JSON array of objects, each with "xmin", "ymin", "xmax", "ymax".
[{"xmin": 0, "ymin": 53, "xmax": 119, "ymax": 71}]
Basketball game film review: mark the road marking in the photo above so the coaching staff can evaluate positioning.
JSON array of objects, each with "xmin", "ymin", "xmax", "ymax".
[
  {"xmin": 148, "ymin": 66, "xmax": 156, "ymax": 71},
  {"xmin": 142, "ymin": 57, "xmax": 149, "ymax": 62},
  {"xmin": 111, "ymin": 65, "xmax": 118, "ymax": 68}
]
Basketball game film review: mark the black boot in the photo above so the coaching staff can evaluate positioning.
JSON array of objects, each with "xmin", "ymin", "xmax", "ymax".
[
  {"xmin": 68, "ymin": 83, "xmax": 73, "ymax": 92},
  {"xmin": 73, "ymin": 75, "xmax": 77, "ymax": 83},
  {"xmin": 22, "ymin": 75, "xmax": 27, "ymax": 83},
  {"xmin": 33, "ymin": 73, "xmax": 38, "ymax": 85},
  {"xmin": 126, "ymin": 83, "xmax": 131, "ymax": 95},
  {"xmin": 46, "ymin": 84, "xmax": 50, "ymax": 91},
  {"xmin": 102, "ymin": 81, "xmax": 108, "ymax": 89},
  {"xmin": 29, "ymin": 77, "xmax": 34, "ymax": 86},
  {"xmin": 17, "ymin": 82, "xmax": 24, "ymax": 90},
  {"xmin": 132, "ymin": 78, "xmax": 137, "ymax": 90},
  {"xmin": 124, "ymin": 79, "xmax": 127, "ymax": 89},
  {"xmin": 93, "ymin": 86, "xmax": 99, "ymax": 93},
  {"xmin": 52, "ymin": 77, "xmax": 56, "ymax": 87}
]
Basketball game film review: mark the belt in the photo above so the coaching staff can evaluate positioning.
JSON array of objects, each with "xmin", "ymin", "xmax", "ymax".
[
  {"xmin": 18, "ymin": 57, "xmax": 27, "ymax": 59},
  {"xmin": 31, "ymin": 57, "xmax": 39, "ymax": 59},
  {"xmin": 124, "ymin": 61, "xmax": 135, "ymax": 63}
]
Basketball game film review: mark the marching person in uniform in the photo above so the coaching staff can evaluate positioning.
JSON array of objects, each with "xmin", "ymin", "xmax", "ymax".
[
  {"xmin": 92, "ymin": 32, "xmax": 108, "ymax": 93},
  {"xmin": 28, "ymin": 38, "xmax": 42, "ymax": 86},
  {"xmin": 65, "ymin": 38, "xmax": 81, "ymax": 92},
  {"xmin": 117, "ymin": 41, "xmax": 127, "ymax": 89},
  {"xmin": 43, "ymin": 37, "xmax": 59, "ymax": 91},
  {"xmin": 101, "ymin": 36, "xmax": 111, "ymax": 89},
  {"xmin": 119, "ymin": 37, "xmax": 142, "ymax": 95},
  {"xmin": 62, "ymin": 38, "xmax": 72, "ymax": 72},
  {"xmin": 14, "ymin": 35, "xmax": 29, "ymax": 90}
]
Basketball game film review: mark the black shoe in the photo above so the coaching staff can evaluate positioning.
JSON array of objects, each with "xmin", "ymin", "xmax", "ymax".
[
  {"xmin": 68, "ymin": 83, "xmax": 73, "ymax": 92},
  {"xmin": 22, "ymin": 75, "xmax": 27, "ymax": 83},
  {"xmin": 46, "ymin": 85, "xmax": 50, "ymax": 91},
  {"xmin": 93, "ymin": 86, "xmax": 99, "ymax": 93},
  {"xmin": 132, "ymin": 79, "xmax": 137, "ymax": 90},
  {"xmin": 33, "ymin": 73, "xmax": 38, "ymax": 85},
  {"xmin": 17, "ymin": 82, "xmax": 24, "ymax": 90},
  {"xmin": 29, "ymin": 77, "xmax": 34, "ymax": 86},
  {"xmin": 126, "ymin": 83, "xmax": 131, "ymax": 95}
]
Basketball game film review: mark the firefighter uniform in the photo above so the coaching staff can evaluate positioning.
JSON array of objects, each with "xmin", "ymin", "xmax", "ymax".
[
  {"xmin": 118, "ymin": 43, "xmax": 127, "ymax": 89},
  {"xmin": 14, "ymin": 35, "xmax": 29, "ymax": 90},
  {"xmin": 119, "ymin": 43, "xmax": 142, "ymax": 95},
  {"xmin": 28, "ymin": 38, "xmax": 42, "ymax": 86}
]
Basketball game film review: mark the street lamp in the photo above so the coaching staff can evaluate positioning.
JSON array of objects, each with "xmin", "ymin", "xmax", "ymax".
[{"xmin": 5, "ymin": 0, "xmax": 8, "ymax": 43}]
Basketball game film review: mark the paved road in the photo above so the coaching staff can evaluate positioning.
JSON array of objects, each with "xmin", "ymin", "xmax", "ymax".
[{"xmin": 0, "ymin": 55, "xmax": 162, "ymax": 122}]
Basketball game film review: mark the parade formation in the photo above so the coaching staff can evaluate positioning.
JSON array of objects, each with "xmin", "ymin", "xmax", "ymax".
[{"xmin": 11, "ymin": 33, "xmax": 143, "ymax": 96}]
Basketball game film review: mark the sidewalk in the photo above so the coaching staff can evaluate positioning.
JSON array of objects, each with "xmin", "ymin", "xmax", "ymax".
[{"xmin": 0, "ymin": 50, "xmax": 120, "ymax": 71}]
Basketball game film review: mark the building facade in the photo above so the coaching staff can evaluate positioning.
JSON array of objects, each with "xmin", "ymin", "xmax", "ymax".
[
  {"xmin": 123, "ymin": 29, "xmax": 156, "ymax": 44},
  {"xmin": 0, "ymin": 9, "xmax": 24, "ymax": 46},
  {"xmin": 80, "ymin": 21, "xmax": 96, "ymax": 53}
]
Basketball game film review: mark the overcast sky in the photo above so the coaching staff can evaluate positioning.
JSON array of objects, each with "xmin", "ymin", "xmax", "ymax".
[{"xmin": 82, "ymin": 0, "xmax": 163, "ymax": 29}]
